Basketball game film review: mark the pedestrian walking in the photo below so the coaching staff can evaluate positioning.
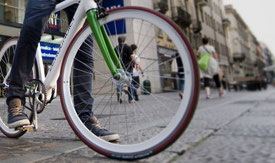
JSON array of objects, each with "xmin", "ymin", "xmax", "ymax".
[
  {"xmin": 198, "ymin": 37, "xmax": 224, "ymax": 99},
  {"xmin": 115, "ymin": 36, "xmax": 136, "ymax": 103},
  {"xmin": 130, "ymin": 44, "xmax": 143, "ymax": 101},
  {"xmin": 174, "ymin": 53, "xmax": 184, "ymax": 99}
]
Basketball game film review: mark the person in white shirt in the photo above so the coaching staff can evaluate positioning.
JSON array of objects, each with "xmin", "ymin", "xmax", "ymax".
[
  {"xmin": 130, "ymin": 44, "xmax": 143, "ymax": 101},
  {"xmin": 197, "ymin": 37, "xmax": 224, "ymax": 99}
]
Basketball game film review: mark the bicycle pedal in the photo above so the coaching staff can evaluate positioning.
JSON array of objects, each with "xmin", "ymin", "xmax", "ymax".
[{"xmin": 22, "ymin": 125, "xmax": 35, "ymax": 130}]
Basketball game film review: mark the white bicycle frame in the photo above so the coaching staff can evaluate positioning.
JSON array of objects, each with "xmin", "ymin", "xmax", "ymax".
[{"xmin": 35, "ymin": 0, "xmax": 98, "ymax": 99}]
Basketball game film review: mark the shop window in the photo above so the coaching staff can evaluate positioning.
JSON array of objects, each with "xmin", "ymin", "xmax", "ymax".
[{"xmin": 0, "ymin": 0, "xmax": 27, "ymax": 24}]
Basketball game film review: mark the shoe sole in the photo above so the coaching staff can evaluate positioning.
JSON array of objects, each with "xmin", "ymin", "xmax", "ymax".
[
  {"xmin": 8, "ymin": 119, "xmax": 30, "ymax": 128},
  {"xmin": 75, "ymin": 134, "xmax": 120, "ymax": 142},
  {"xmin": 100, "ymin": 134, "xmax": 120, "ymax": 142}
]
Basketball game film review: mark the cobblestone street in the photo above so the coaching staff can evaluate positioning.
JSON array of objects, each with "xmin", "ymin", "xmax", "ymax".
[{"xmin": 1, "ymin": 86, "xmax": 275, "ymax": 163}]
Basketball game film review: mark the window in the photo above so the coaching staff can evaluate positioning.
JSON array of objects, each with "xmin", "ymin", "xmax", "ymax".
[
  {"xmin": 204, "ymin": 13, "xmax": 208, "ymax": 25},
  {"xmin": 0, "ymin": 0, "xmax": 27, "ymax": 24},
  {"xmin": 201, "ymin": 10, "xmax": 205, "ymax": 23}
]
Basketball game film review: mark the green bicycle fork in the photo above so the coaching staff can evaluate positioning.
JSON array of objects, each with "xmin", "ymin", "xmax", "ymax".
[{"xmin": 86, "ymin": 9, "xmax": 123, "ymax": 80}]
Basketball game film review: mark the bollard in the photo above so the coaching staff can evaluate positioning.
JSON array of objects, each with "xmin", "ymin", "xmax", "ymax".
[{"xmin": 143, "ymin": 80, "xmax": 151, "ymax": 95}]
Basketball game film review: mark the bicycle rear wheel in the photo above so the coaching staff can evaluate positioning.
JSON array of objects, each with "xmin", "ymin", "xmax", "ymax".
[
  {"xmin": 0, "ymin": 38, "xmax": 36, "ymax": 138},
  {"xmin": 60, "ymin": 7, "xmax": 199, "ymax": 159}
]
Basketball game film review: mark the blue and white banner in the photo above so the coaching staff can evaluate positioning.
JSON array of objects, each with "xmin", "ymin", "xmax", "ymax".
[{"xmin": 40, "ymin": 42, "xmax": 59, "ymax": 61}]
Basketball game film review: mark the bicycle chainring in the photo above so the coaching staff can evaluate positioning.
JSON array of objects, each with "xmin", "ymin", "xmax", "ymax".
[{"xmin": 26, "ymin": 79, "xmax": 47, "ymax": 114}]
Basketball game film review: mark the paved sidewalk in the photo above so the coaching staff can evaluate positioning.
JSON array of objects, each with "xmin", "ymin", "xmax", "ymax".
[
  {"xmin": 174, "ymin": 87, "xmax": 275, "ymax": 163},
  {"xmin": 0, "ymin": 86, "xmax": 275, "ymax": 162}
]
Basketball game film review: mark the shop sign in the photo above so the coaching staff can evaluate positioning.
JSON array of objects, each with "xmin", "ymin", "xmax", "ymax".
[
  {"xmin": 102, "ymin": 0, "xmax": 126, "ymax": 35},
  {"xmin": 48, "ymin": 12, "xmax": 61, "ymax": 32},
  {"xmin": 40, "ymin": 42, "xmax": 59, "ymax": 61}
]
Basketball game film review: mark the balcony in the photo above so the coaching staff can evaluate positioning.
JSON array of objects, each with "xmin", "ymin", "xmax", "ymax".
[
  {"xmin": 195, "ymin": 0, "xmax": 208, "ymax": 7},
  {"xmin": 222, "ymin": 19, "xmax": 231, "ymax": 28},
  {"xmin": 192, "ymin": 20, "xmax": 202, "ymax": 33},
  {"xmin": 153, "ymin": 0, "xmax": 168, "ymax": 14},
  {"xmin": 172, "ymin": 7, "xmax": 192, "ymax": 28},
  {"xmin": 233, "ymin": 53, "xmax": 246, "ymax": 62}
]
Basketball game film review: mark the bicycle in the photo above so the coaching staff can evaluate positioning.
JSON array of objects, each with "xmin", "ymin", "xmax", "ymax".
[{"xmin": 0, "ymin": 0, "xmax": 199, "ymax": 160}]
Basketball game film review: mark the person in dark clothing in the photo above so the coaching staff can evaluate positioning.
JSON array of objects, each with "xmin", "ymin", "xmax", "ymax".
[
  {"xmin": 175, "ymin": 53, "xmax": 184, "ymax": 99},
  {"xmin": 6, "ymin": 0, "xmax": 119, "ymax": 142},
  {"xmin": 115, "ymin": 36, "xmax": 135, "ymax": 103}
]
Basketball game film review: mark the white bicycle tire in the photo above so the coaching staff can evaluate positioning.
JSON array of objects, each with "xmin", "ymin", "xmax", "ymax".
[{"xmin": 59, "ymin": 7, "xmax": 199, "ymax": 160}]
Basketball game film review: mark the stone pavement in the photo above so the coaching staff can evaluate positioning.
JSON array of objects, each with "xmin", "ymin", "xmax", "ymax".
[
  {"xmin": 0, "ymin": 86, "xmax": 275, "ymax": 162},
  {"xmin": 174, "ymin": 87, "xmax": 275, "ymax": 163}
]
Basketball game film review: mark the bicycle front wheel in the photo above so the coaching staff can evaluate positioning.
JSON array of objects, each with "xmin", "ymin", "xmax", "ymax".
[{"xmin": 60, "ymin": 7, "xmax": 199, "ymax": 160}]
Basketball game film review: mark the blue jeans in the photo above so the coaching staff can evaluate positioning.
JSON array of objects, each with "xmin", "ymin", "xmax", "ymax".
[
  {"xmin": 116, "ymin": 73, "xmax": 134, "ymax": 101},
  {"xmin": 7, "ymin": 0, "xmax": 94, "ymax": 122},
  {"xmin": 178, "ymin": 74, "xmax": 184, "ymax": 91},
  {"xmin": 132, "ymin": 76, "xmax": 140, "ymax": 100}
]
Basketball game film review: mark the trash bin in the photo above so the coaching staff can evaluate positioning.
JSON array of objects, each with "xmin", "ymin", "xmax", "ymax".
[{"xmin": 143, "ymin": 79, "xmax": 151, "ymax": 95}]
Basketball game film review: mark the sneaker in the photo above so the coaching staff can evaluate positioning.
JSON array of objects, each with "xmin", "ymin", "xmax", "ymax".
[
  {"xmin": 7, "ymin": 98, "xmax": 30, "ymax": 128},
  {"xmin": 129, "ymin": 100, "xmax": 135, "ymax": 104},
  {"xmin": 85, "ymin": 116, "xmax": 120, "ymax": 142}
]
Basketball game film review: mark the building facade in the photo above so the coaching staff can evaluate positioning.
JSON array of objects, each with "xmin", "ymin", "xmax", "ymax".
[
  {"xmin": 0, "ymin": 0, "xmax": 27, "ymax": 45},
  {"xmin": 152, "ymin": 0, "xmax": 196, "ymax": 91},
  {"xmin": 225, "ymin": 5, "xmax": 263, "ymax": 84},
  {"xmin": 0, "ymin": 0, "xmax": 273, "ymax": 92},
  {"xmin": 260, "ymin": 42, "xmax": 274, "ymax": 83},
  {"xmin": 0, "ymin": 0, "xmax": 69, "ymax": 66}
]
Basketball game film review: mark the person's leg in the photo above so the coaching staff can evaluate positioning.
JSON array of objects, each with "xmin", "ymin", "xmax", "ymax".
[
  {"xmin": 116, "ymin": 83, "xmax": 122, "ymax": 103},
  {"xmin": 132, "ymin": 86, "xmax": 137, "ymax": 101},
  {"xmin": 128, "ymin": 85, "xmax": 134, "ymax": 103},
  {"xmin": 64, "ymin": 4, "xmax": 94, "ymax": 123},
  {"xmin": 132, "ymin": 76, "xmax": 139, "ymax": 101},
  {"xmin": 134, "ymin": 76, "xmax": 140, "ymax": 101},
  {"xmin": 7, "ymin": 0, "xmax": 56, "ymax": 128},
  {"xmin": 128, "ymin": 73, "xmax": 135, "ymax": 103},
  {"xmin": 178, "ymin": 74, "xmax": 184, "ymax": 99},
  {"xmin": 213, "ymin": 74, "xmax": 224, "ymax": 96},
  {"xmin": 222, "ymin": 79, "xmax": 227, "ymax": 90},
  {"xmin": 73, "ymin": 36, "xmax": 94, "ymax": 122},
  {"xmin": 66, "ymin": 6, "xmax": 119, "ymax": 141},
  {"xmin": 7, "ymin": 0, "xmax": 56, "ymax": 104},
  {"xmin": 204, "ymin": 77, "xmax": 211, "ymax": 99},
  {"xmin": 213, "ymin": 74, "xmax": 221, "ymax": 88}
]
